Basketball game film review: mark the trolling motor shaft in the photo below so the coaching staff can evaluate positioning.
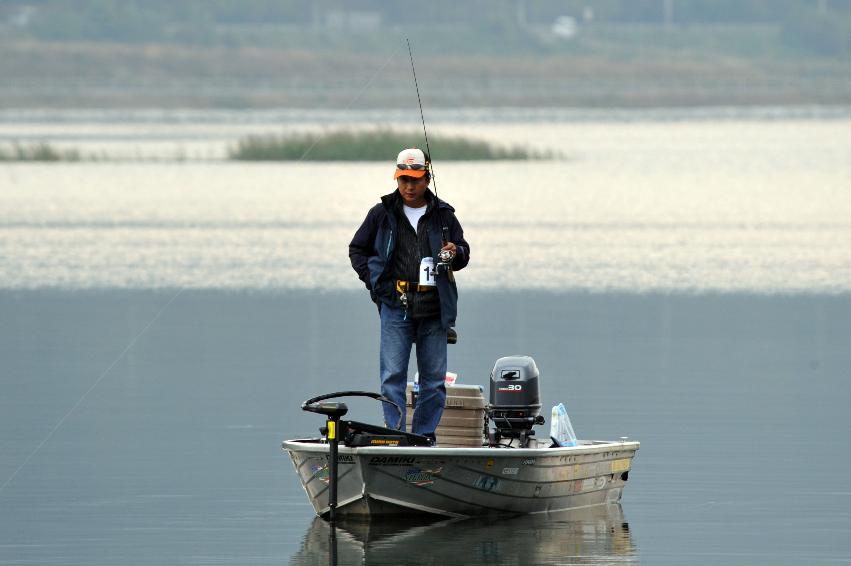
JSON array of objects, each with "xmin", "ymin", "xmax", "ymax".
[{"xmin": 302, "ymin": 400, "xmax": 348, "ymax": 522}]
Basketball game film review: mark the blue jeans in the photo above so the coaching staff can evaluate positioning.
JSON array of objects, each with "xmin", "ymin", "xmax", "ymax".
[{"xmin": 379, "ymin": 305, "xmax": 447, "ymax": 437}]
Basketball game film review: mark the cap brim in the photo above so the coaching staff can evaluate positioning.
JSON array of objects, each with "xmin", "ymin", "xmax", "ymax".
[{"xmin": 394, "ymin": 169, "xmax": 427, "ymax": 179}]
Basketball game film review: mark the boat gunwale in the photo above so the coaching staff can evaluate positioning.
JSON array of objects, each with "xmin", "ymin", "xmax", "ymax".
[{"xmin": 282, "ymin": 438, "xmax": 640, "ymax": 457}]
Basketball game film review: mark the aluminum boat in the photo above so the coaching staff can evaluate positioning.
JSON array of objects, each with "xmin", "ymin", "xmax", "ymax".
[
  {"xmin": 284, "ymin": 437, "xmax": 638, "ymax": 518},
  {"xmin": 283, "ymin": 356, "xmax": 639, "ymax": 519}
]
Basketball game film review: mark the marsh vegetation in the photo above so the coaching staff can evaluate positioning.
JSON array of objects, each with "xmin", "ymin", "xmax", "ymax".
[
  {"xmin": 229, "ymin": 129, "xmax": 542, "ymax": 161},
  {"xmin": 0, "ymin": 143, "xmax": 81, "ymax": 161}
]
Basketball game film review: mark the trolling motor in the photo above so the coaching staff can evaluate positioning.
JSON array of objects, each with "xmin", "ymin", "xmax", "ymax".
[
  {"xmin": 487, "ymin": 356, "xmax": 545, "ymax": 448},
  {"xmin": 301, "ymin": 391, "xmax": 431, "ymax": 522}
]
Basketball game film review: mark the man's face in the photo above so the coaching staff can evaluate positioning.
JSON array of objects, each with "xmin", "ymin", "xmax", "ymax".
[{"xmin": 396, "ymin": 174, "xmax": 429, "ymax": 207}]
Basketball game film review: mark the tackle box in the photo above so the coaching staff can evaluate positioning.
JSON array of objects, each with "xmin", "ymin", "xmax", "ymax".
[{"xmin": 405, "ymin": 383, "xmax": 487, "ymax": 447}]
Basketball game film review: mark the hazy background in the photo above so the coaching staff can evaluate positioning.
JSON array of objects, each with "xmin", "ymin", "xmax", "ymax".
[{"xmin": 2, "ymin": 0, "xmax": 851, "ymax": 109}]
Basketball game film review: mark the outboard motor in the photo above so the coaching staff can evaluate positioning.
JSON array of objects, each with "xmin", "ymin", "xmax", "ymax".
[{"xmin": 487, "ymin": 355, "xmax": 545, "ymax": 447}]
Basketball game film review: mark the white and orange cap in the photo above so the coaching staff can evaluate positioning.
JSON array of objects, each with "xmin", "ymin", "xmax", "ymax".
[{"xmin": 394, "ymin": 148, "xmax": 429, "ymax": 179}]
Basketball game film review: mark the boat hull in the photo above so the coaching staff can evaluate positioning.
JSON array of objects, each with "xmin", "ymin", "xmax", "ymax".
[{"xmin": 283, "ymin": 439, "xmax": 639, "ymax": 518}]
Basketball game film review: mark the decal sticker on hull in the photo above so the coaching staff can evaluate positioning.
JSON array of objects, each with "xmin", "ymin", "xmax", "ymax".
[
  {"xmin": 474, "ymin": 475, "xmax": 500, "ymax": 492},
  {"xmin": 325, "ymin": 454, "xmax": 354, "ymax": 464},
  {"xmin": 368, "ymin": 456, "xmax": 416, "ymax": 466},
  {"xmin": 310, "ymin": 464, "xmax": 330, "ymax": 485},
  {"xmin": 404, "ymin": 466, "xmax": 443, "ymax": 487}
]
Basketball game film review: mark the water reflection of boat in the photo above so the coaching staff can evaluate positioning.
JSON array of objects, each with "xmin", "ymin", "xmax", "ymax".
[{"xmin": 288, "ymin": 503, "xmax": 636, "ymax": 566}]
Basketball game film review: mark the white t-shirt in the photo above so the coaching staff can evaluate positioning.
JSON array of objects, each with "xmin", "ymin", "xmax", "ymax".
[{"xmin": 403, "ymin": 204, "xmax": 427, "ymax": 232}]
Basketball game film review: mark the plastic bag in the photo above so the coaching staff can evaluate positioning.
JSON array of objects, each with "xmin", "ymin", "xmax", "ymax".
[{"xmin": 550, "ymin": 403, "xmax": 577, "ymax": 447}]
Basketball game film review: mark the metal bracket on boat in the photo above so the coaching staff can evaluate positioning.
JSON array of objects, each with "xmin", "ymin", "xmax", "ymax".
[{"xmin": 487, "ymin": 413, "xmax": 546, "ymax": 448}]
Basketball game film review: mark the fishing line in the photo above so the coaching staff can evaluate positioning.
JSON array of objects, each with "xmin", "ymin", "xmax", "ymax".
[
  {"xmin": 298, "ymin": 52, "xmax": 396, "ymax": 161},
  {"xmin": 0, "ymin": 289, "xmax": 184, "ymax": 496},
  {"xmin": 0, "ymin": 51, "xmax": 399, "ymax": 497},
  {"xmin": 406, "ymin": 38, "xmax": 437, "ymax": 198},
  {"xmin": 406, "ymin": 38, "xmax": 449, "ymax": 248}
]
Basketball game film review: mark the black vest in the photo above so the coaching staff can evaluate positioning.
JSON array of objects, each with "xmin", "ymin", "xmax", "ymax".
[{"xmin": 391, "ymin": 202, "xmax": 440, "ymax": 319}]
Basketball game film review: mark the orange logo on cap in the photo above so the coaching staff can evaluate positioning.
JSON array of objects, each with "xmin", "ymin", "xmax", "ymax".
[{"xmin": 404, "ymin": 155, "xmax": 416, "ymax": 164}]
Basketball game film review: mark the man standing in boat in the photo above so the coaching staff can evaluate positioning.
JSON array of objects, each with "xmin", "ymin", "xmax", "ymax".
[{"xmin": 349, "ymin": 148, "xmax": 470, "ymax": 444}]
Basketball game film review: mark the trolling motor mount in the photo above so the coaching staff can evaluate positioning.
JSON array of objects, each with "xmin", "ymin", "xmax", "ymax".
[
  {"xmin": 301, "ymin": 391, "xmax": 431, "ymax": 448},
  {"xmin": 301, "ymin": 391, "xmax": 431, "ymax": 523}
]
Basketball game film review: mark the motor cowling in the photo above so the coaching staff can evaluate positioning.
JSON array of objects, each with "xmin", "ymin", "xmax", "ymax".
[{"xmin": 488, "ymin": 356, "xmax": 544, "ymax": 446}]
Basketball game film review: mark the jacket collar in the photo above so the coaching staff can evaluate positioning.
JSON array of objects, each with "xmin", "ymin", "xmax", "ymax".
[{"xmin": 380, "ymin": 189, "xmax": 454, "ymax": 213}]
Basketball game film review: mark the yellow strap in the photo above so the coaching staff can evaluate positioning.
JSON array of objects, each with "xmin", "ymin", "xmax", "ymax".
[
  {"xmin": 397, "ymin": 280, "xmax": 435, "ymax": 293},
  {"xmin": 327, "ymin": 421, "xmax": 336, "ymax": 440}
]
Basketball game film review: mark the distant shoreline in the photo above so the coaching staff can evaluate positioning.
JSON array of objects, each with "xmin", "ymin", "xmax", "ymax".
[
  {"xmin": 4, "ymin": 105, "xmax": 851, "ymax": 123},
  {"xmin": 4, "ymin": 79, "xmax": 849, "ymax": 110},
  {"xmin": 2, "ymin": 39, "xmax": 850, "ymax": 110}
]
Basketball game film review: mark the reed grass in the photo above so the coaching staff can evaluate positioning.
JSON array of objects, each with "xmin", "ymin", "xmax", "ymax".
[
  {"xmin": 229, "ymin": 129, "xmax": 539, "ymax": 161},
  {"xmin": 0, "ymin": 142, "xmax": 81, "ymax": 162}
]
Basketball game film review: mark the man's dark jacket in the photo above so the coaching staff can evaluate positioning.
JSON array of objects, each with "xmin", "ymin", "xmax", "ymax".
[{"xmin": 349, "ymin": 189, "xmax": 470, "ymax": 330}]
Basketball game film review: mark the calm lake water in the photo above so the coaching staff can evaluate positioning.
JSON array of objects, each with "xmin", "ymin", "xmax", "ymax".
[
  {"xmin": 1, "ymin": 291, "xmax": 850, "ymax": 565},
  {"xmin": 1, "ymin": 109, "xmax": 850, "ymax": 564}
]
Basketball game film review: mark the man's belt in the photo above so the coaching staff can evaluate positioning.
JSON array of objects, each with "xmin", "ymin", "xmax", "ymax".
[{"xmin": 396, "ymin": 280, "xmax": 436, "ymax": 293}]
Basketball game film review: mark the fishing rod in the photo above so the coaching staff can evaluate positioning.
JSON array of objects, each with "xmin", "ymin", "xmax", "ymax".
[{"xmin": 406, "ymin": 38, "xmax": 452, "ymax": 267}]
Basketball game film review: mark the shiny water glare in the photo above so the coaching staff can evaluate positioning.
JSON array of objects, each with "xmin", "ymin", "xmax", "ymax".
[{"xmin": 1, "ymin": 115, "xmax": 850, "ymax": 292}]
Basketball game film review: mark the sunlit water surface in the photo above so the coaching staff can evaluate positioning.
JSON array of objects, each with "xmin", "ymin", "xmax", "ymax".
[{"xmin": 2, "ymin": 109, "xmax": 850, "ymax": 292}]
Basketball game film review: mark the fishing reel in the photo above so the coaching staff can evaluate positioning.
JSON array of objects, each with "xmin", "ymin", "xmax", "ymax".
[
  {"xmin": 436, "ymin": 249, "xmax": 453, "ymax": 275},
  {"xmin": 436, "ymin": 243, "xmax": 457, "ymax": 276}
]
